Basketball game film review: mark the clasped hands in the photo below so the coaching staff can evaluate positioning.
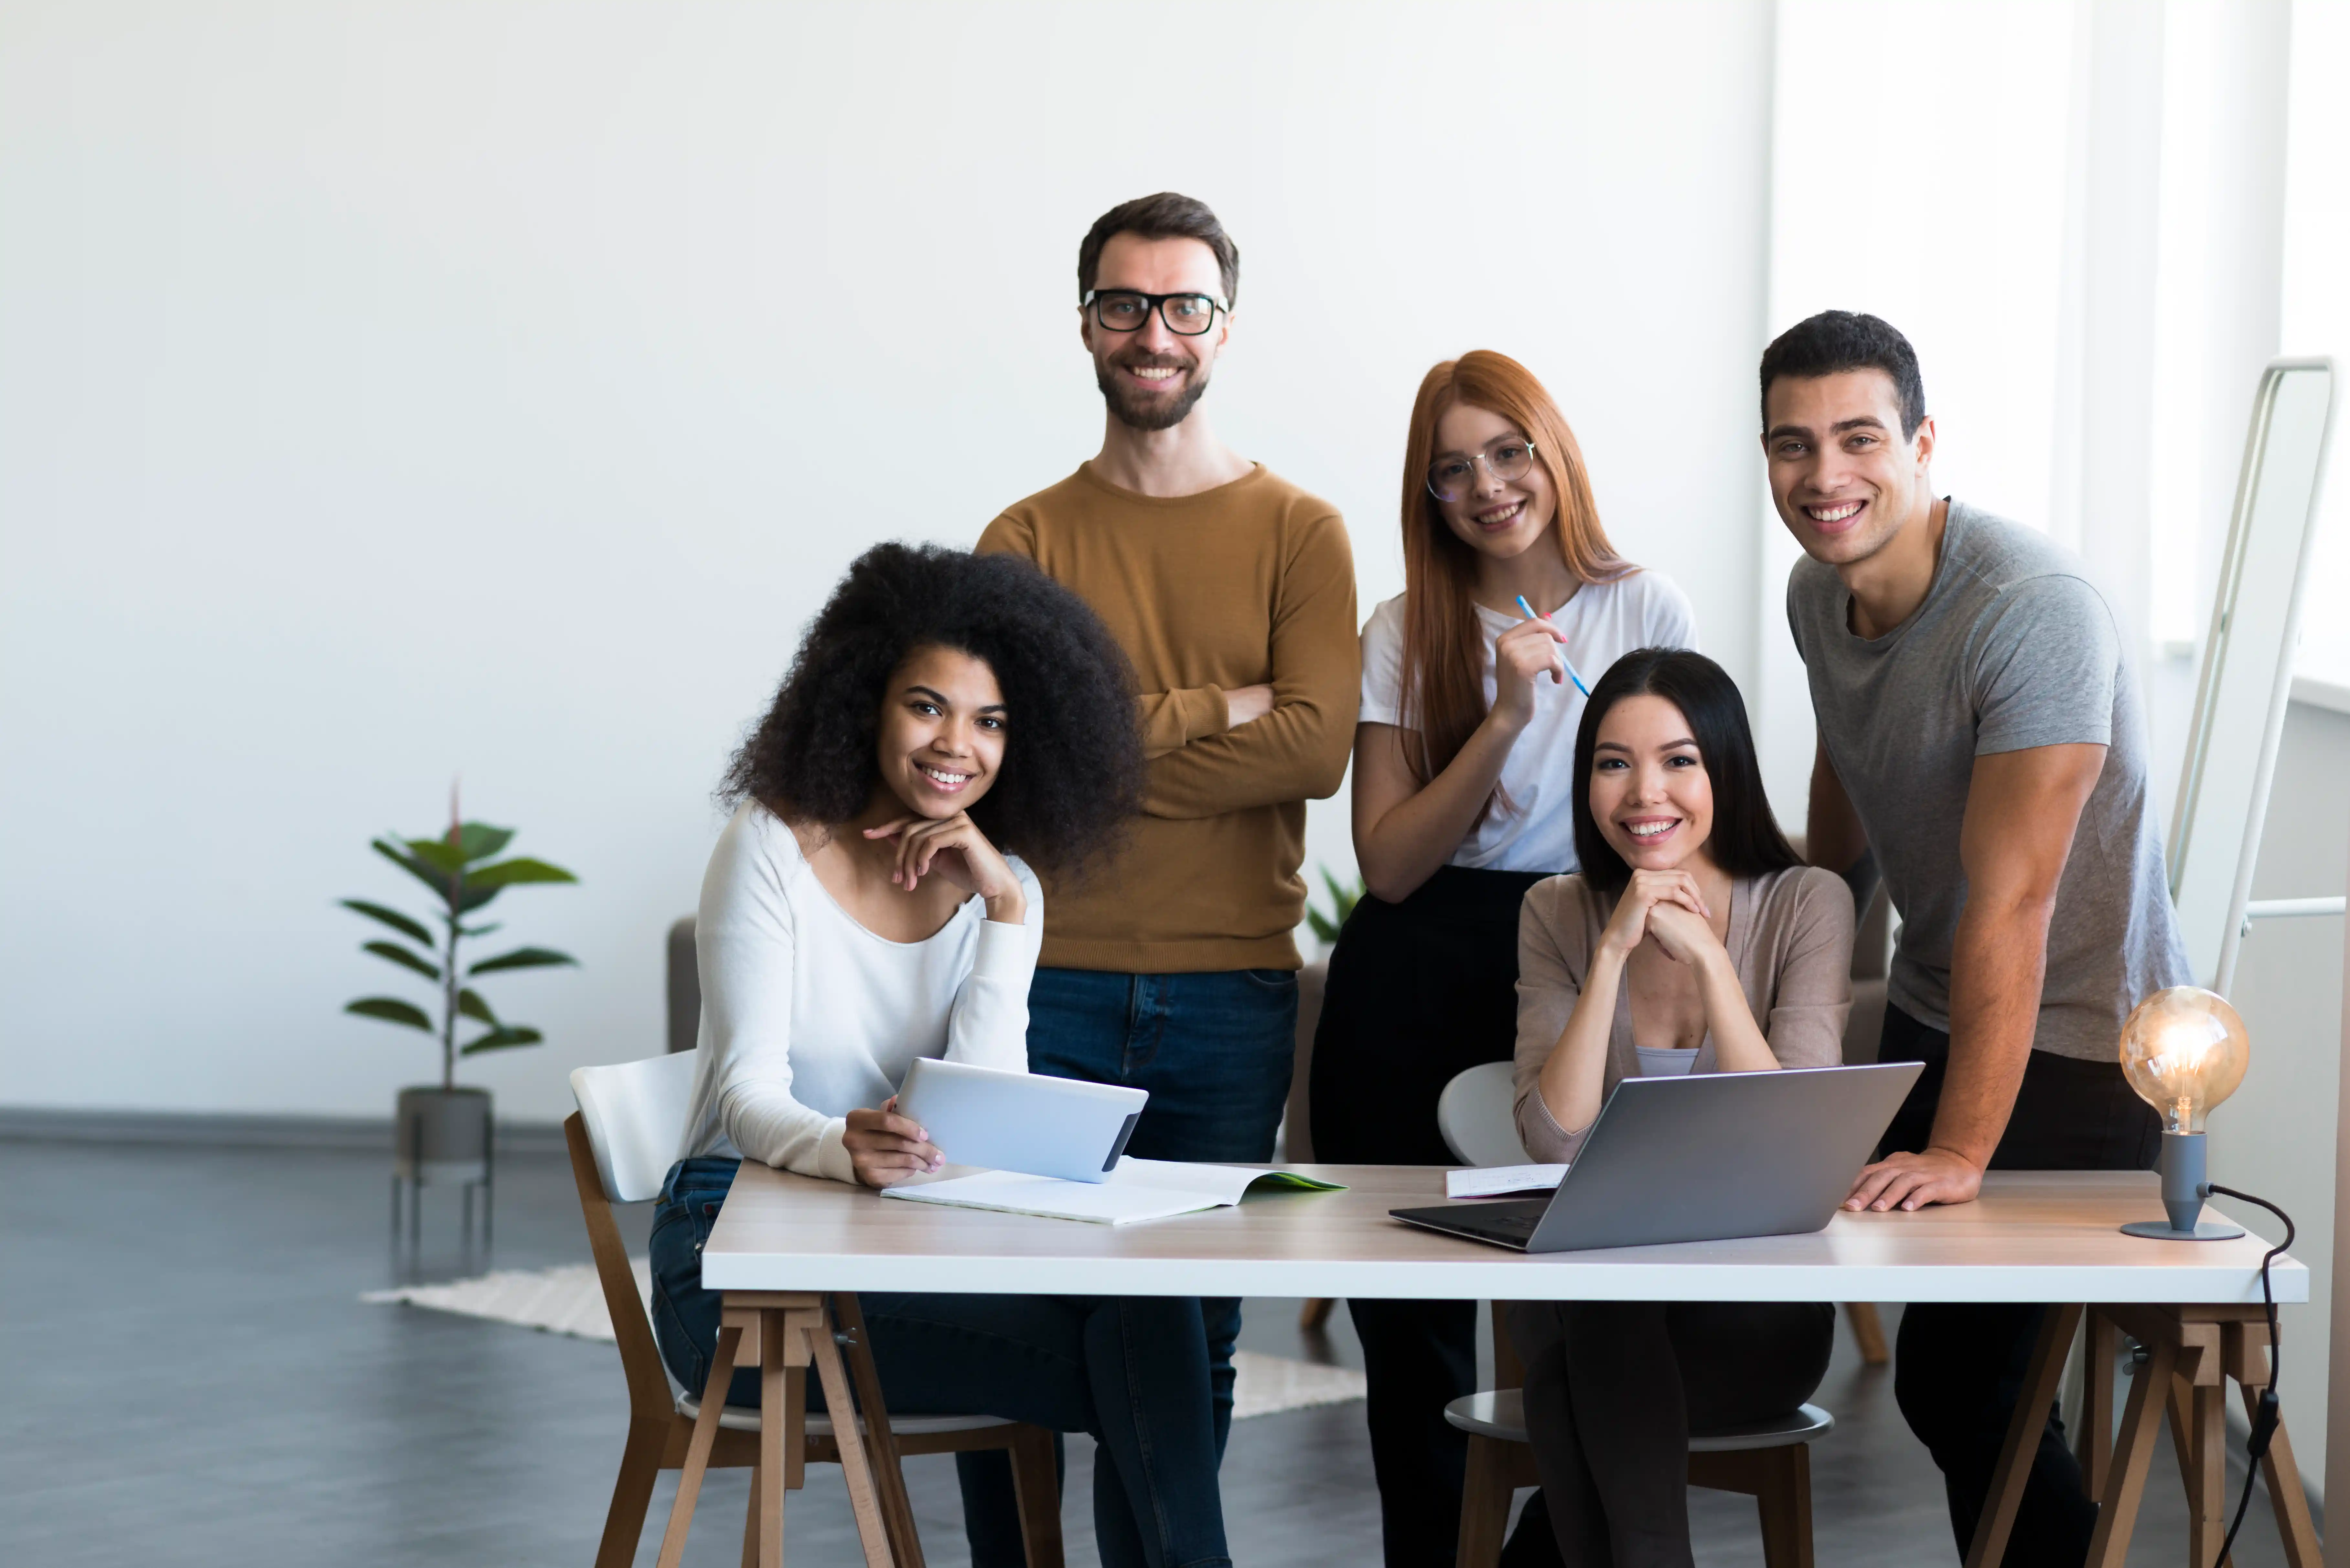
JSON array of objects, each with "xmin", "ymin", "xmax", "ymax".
[{"xmin": 1595, "ymin": 869, "xmax": 1723, "ymax": 969}]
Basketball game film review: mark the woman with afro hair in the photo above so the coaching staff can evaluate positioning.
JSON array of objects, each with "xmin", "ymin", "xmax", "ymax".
[{"xmin": 652, "ymin": 543, "xmax": 1231, "ymax": 1568}]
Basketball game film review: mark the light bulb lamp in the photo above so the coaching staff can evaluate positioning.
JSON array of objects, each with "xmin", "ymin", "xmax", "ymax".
[{"xmin": 2117, "ymin": 986, "xmax": 2250, "ymax": 1241}]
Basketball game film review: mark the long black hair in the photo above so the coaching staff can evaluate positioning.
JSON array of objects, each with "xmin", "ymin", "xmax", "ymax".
[
  {"xmin": 721, "ymin": 542, "xmax": 1144, "ymax": 877},
  {"xmin": 1569, "ymin": 647, "xmax": 1800, "ymax": 894}
]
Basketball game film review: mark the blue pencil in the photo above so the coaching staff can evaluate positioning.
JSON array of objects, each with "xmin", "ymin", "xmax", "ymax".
[{"xmin": 1515, "ymin": 595, "xmax": 1592, "ymax": 696}]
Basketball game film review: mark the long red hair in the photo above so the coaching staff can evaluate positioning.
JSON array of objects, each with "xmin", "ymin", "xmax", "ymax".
[{"xmin": 1395, "ymin": 351, "xmax": 1630, "ymax": 810}]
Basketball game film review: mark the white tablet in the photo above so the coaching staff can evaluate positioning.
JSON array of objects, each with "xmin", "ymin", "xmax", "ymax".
[{"xmin": 896, "ymin": 1058, "xmax": 1147, "ymax": 1184}]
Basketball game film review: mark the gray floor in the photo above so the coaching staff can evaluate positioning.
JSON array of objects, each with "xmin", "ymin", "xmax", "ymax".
[{"xmin": 0, "ymin": 1136, "xmax": 2312, "ymax": 1566}]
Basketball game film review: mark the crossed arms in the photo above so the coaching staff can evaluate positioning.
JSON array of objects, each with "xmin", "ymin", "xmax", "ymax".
[{"xmin": 982, "ymin": 509, "xmax": 1359, "ymax": 821}]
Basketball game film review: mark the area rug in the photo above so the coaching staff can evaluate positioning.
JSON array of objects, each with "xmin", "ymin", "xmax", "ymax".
[{"xmin": 364, "ymin": 1263, "xmax": 1366, "ymax": 1419}]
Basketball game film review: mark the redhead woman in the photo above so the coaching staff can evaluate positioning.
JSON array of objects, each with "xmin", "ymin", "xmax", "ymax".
[
  {"xmin": 1510, "ymin": 648, "xmax": 1852, "ymax": 1566},
  {"xmin": 1308, "ymin": 352, "xmax": 1697, "ymax": 1567},
  {"xmin": 655, "ymin": 543, "xmax": 1231, "ymax": 1568}
]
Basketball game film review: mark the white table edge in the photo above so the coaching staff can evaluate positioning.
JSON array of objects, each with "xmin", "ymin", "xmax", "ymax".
[{"xmin": 701, "ymin": 1252, "xmax": 2309, "ymax": 1304}]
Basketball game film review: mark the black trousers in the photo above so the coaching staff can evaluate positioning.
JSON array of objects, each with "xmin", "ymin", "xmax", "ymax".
[
  {"xmin": 1877, "ymin": 1006, "xmax": 2161, "ymax": 1567},
  {"xmin": 1508, "ymin": 1299, "xmax": 1835, "ymax": 1568},
  {"xmin": 1309, "ymin": 866, "xmax": 1552, "ymax": 1568}
]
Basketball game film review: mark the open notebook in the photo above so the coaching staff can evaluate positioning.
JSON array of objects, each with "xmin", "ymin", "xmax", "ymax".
[
  {"xmin": 1445, "ymin": 1164, "xmax": 1568, "ymax": 1200},
  {"xmin": 881, "ymin": 1157, "xmax": 1344, "ymax": 1226}
]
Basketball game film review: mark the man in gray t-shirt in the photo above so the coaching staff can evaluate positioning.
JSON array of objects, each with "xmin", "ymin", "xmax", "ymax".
[
  {"xmin": 1788, "ymin": 499, "xmax": 2189, "ymax": 1060},
  {"xmin": 1761, "ymin": 310, "xmax": 2190, "ymax": 1564}
]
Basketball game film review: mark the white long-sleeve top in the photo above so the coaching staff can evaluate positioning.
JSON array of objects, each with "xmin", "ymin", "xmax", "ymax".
[{"xmin": 677, "ymin": 801, "xmax": 1043, "ymax": 1184}]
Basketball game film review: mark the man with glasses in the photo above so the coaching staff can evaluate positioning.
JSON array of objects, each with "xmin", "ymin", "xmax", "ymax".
[{"xmin": 972, "ymin": 190, "xmax": 1358, "ymax": 1560}]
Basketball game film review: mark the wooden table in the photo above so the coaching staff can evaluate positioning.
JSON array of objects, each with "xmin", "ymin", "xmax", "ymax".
[{"xmin": 700, "ymin": 1165, "xmax": 2312, "ymax": 1567}]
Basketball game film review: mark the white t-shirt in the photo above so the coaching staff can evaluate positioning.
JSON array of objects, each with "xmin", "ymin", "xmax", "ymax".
[
  {"xmin": 1358, "ymin": 570, "xmax": 1699, "ymax": 874},
  {"xmin": 677, "ymin": 802, "xmax": 1044, "ymax": 1183}
]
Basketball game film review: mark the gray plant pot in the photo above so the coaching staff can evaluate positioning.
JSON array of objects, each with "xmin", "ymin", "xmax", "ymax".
[{"xmin": 393, "ymin": 1085, "xmax": 493, "ymax": 1186}]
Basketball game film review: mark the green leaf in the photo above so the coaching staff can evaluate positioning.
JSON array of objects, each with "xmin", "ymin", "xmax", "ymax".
[
  {"xmin": 455, "ymin": 822, "xmax": 516, "ymax": 864},
  {"xmin": 455, "ymin": 884, "xmax": 502, "ymax": 915},
  {"xmin": 466, "ymin": 856, "xmax": 579, "ymax": 891},
  {"xmin": 404, "ymin": 837, "xmax": 468, "ymax": 875},
  {"xmin": 340, "ymin": 899, "xmax": 435, "ymax": 946},
  {"xmin": 457, "ymin": 988, "xmax": 498, "ymax": 1024},
  {"xmin": 1304, "ymin": 864, "xmax": 1363, "ymax": 948},
  {"xmin": 363, "ymin": 940, "xmax": 441, "ymax": 980},
  {"xmin": 373, "ymin": 837, "xmax": 456, "ymax": 904},
  {"xmin": 458, "ymin": 921, "xmax": 503, "ymax": 938},
  {"xmin": 467, "ymin": 946, "xmax": 578, "ymax": 976},
  {"xmin": 459, "ymin": 1025, "xmax": 544, "ymax": 1055},
  {"xmin": 346, "ymin": 997, "xmax": 434, "ymax": 1031}
]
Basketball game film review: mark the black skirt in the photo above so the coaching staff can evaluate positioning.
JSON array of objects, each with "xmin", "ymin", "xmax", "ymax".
[{"xmin": 1309, "ymin": 864, "xmax": 1553, "ymax": 1166}]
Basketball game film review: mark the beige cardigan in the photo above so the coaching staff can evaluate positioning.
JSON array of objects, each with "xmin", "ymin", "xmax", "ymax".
[{"xmin": 1512, "ymin": 865, "xmax": 1856, "ymax": 1163}]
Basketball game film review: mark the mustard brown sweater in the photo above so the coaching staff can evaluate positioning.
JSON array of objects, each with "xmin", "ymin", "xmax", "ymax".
[{"xmin": 979, "ymin": 461, "xmax": 1359, "ymax": 972}]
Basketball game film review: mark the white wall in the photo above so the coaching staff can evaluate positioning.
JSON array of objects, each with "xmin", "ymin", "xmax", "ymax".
[
  {"xmin": 0, "ymin": 0, "xmax": 1776, "ymax": 1121},
  {"xmin": 1756, "ymin": 0, "xmax": 2085, "ymax": 820},
  {"xmin": 2207, "ymin": 698, "xmax": 2350, "ymax": 1489}
]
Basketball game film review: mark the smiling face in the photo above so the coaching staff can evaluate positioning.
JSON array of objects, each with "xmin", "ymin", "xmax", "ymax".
[
  {"xmin": 1762, "ymin": 368, "xmax": 1937, "ymax": 568},
  {"xmin": 1081, "ymin": 232, "xmax": 1230, "ymax": 432},
  {"xmin": 874, "ymin": 644, "xmax": 1007, "ymax": 819},
  {"xmin": 1589, "ymin": 693, "xmax": 1716, "ymax": 873},
  {"xmin": 1429, "ymin": 400, "xmax": 1557, "ymax": 563}
]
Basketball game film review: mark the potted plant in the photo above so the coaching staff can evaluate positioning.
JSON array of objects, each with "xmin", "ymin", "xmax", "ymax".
[
  {"xmin": 343, "ymin": 807, "xmax": 579, "ymax": 1237},
  {"xmin": 1303, "ymin": 866, "xmax": 1363, "ymax": 953}
]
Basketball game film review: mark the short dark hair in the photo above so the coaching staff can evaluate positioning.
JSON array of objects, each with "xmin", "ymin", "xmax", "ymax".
[
  {"xmin": 1077, "ymin": 192, "xmax": 1240, "ymax": 307},
  {"xmin": 721, "ymin": 543, "xmax": 1144, "ymax": 877},
  {"xmin": 1570, "ymin": 648, "xmax": 1801, "ymax": 895},
  {"xmin": 1758, "ymin": 310, "xmax": 1927, "ymax": 438}
]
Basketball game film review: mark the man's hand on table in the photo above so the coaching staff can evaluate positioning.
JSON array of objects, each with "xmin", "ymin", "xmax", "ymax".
[{"xmin": 1844, "ymin": 1147, "xmax": 1984, "ymax": 1212}]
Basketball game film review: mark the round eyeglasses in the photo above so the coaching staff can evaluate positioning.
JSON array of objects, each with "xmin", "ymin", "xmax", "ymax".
[
  {"xmin": 1426, "ymin": 438, "xmax": 1538, "ymax": 503},
  {"xmin": 1083, "ymin": 289, "xmax": 1229, "ymax": 336}
]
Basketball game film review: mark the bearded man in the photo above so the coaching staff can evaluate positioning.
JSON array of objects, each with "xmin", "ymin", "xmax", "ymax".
[{"xmin": 964, "ymin": 190, "xmax": 1358, "ymax": 1562}]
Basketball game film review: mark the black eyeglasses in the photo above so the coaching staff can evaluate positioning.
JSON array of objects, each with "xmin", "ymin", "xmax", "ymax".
[
  {"xmin": 1083, "ymin": 289, "xmax": 1229, "ymax": 336},
  {"xmin": 1426, "ymin": 438, "xmax": 1538, "ymax": 503}
]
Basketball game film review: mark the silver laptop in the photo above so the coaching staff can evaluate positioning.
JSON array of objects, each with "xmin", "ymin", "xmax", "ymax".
[{"xmin": 1390, "ymin": 1061, "xmax": 1923, "ymax": 1253}]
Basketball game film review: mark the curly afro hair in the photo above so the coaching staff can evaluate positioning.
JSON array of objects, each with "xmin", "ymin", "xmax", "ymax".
[{"xmin": 722, "ymin": 542, "xmax": 1144, "ymax": 877}]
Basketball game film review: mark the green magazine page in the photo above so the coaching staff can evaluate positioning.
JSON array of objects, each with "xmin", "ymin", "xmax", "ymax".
[{"xmin": 1250, "ymin": 1170, "xmax": 1347, "ymax": 1191}]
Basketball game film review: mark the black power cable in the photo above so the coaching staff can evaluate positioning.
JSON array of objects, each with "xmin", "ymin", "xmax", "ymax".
[{"xmin": 2200, "ymin": 1184, "xmax": 2294, "ymax": 1568}]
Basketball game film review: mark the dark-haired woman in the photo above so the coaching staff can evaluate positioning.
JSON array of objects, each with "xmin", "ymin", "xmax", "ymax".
[
  {"xmin": 1510, "ymin": 648, "xmax": 1852, "ymax": 1566},
  {"xmin": 1309, "ymin": 352, "xmax": 1695, "ymax": 1567},
  {"xmin": 652, "ymin": 543, "xmax": 1230, "ymax": 1568}
]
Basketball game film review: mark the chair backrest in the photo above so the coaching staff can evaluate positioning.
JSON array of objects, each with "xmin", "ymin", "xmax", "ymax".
[
  {"xmin": 570, "ymin": 1048, "xmax": 702, "ymax": 1203},
  {"xmin": 1437, "ymin": 1061, "xmax": 1532, "ymax": 1167}
]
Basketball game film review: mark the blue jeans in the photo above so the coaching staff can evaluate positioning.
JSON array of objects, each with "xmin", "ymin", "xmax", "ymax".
[
  {"xmin": 965, "ymin": 966, "xmax": 1299, "ymax": 1561},
  {"xmin": 1026, "ymin": 965, "xmax": 1300, "ymax": 1441},
  {"xmin": 650, "ymin": 1158, "xmax": 1230, "ymax": 1568}
]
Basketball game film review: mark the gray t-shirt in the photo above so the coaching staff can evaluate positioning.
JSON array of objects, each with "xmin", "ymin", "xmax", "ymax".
[{"xmin": 1787, "ymin": 499, "xmax": 2190, "ymax": 1061}]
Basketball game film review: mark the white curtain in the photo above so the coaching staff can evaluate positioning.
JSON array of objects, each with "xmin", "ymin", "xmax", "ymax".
[{"xmin": 1753, "ymin": 0, "xmax": 2334, "ymax": 825}]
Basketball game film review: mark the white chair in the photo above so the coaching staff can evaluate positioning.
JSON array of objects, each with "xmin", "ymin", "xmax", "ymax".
[
  {"xmin": 1435, "ymin": 1060, "xmax": 1529, "ymax": 1167},
  {"xmin": 1433, "ymin": 1061, "xmax": 1836, "ymax": 1568},
  {"xmin": 564, "ymin": 1049, "xmax": 1062, "ymax": 1568}
]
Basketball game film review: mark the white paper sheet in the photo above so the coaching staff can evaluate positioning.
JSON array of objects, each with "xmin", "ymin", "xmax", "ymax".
[
  {"xmin": 880, "ymin": 1158, "xmax": 1344, "ymax": 1225},
  {"xmin": 1444, "ymin": 1164, "xmax": 1569, "ymax": 1200}
]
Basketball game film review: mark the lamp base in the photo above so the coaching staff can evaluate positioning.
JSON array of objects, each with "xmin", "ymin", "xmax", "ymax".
[{"xmin": 2120, "ymin": 1219, "xmax": 2246, "ymax": 1241}]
